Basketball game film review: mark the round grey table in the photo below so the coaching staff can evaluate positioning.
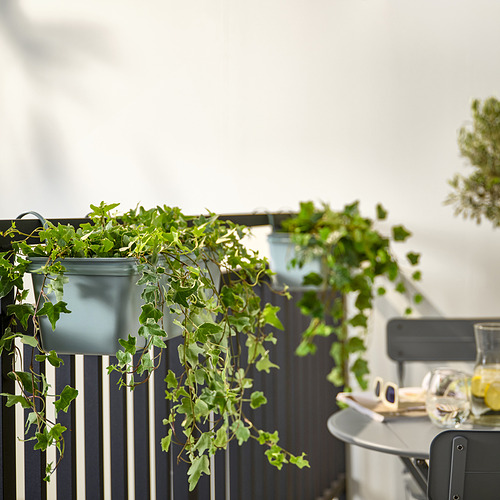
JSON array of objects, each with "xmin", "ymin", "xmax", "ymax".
[
  {"xmin": 327, "ymin": 407, "xmax": 441, "ymax": 459},
  {"xmin": 327, "ymin": 408, "xmax": 444, "ymax": 493}
]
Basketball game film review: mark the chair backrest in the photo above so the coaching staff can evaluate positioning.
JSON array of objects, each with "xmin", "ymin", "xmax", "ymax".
[
  {"xmin": 428, "ymin": 429, "xmax": 500, "ymax": 500},
  {"xmin": 386, "ymin": 318, "xmax": 493, "ymax": 385}
]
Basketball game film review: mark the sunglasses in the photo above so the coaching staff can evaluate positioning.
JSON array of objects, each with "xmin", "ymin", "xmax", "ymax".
[{"xmin": 373, "ymin": 376, "xmax": 399, "ymax": 410}]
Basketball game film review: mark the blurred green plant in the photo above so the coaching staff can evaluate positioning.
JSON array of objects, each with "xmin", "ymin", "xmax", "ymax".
[
  {"xmin": 277, "ymin": 200, "xmax": 422, "ymax": 390},
  {"xmin": 447, "ymin": 97, "xmax": 500, "ymax": 227}
]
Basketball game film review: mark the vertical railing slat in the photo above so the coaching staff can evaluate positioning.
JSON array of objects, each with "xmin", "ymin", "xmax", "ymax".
[
  {"xmin": 153, "ymin": 346, "xmax": 170, "ymax": 499},
  {"xmin": 56, "ymin": 354, "xmax": 77, "ymax": 500},
  {"xmin": 83, "ymin": 356, "xmax": 104, "ymax": 500},
  {"xmin": 23, "ymin": 345, "xmax": 46, "ymax": 500},
  {"xmin": 108, "ymin": 355, "xmax": 128, "ymax": 500},
  {"xmin": 133, "ymin": 353, "xmax": 151, "ymax": 500}
]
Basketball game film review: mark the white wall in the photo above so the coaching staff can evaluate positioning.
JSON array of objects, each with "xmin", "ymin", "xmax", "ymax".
[{"xmin": 3, "ymin": 1, "xmax": 500, "ymax": 498}]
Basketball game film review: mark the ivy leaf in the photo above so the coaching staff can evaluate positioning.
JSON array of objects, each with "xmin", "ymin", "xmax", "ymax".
[
  {"xmin": 35, "ymin": 350, "xmax": 63, "ymax": 368},
  {"xmin": 228, "ymin": 315, "xmax": 251, "ymax": 332},
  {"xmin": 262, "ymin": 304, "xmax": 283, "ymax": 330},
  {"xmin": 214, "ymin": 425, "xmax": 228, "ymax": 448},
  {"xmin": 37, "ymin": 301, "xmax": 71, "ymax": 330},
  {"xmin": 195, "ymin": 322, "xmax": 223, "ymax": 343},
  {"xmin": 151, "ymin": 336, "xmax": 166, "ymax": 348},
  {"xmin": 406, "ymin": 252, "xmax": 420, "ymax": 265},
  {"xmin": 302, "ymin": 272, "xmax": 323, "ymax": 287},
  {"xmin": 179, "ymin": 343, "xmax": 204, "ymax": 367},
  {"xmin": 44, "ymin": 274, "xmax": 68, "ymax": 303},
  {"xmin": 311, "ymin": 322, "xmax": 334, "ymax": 337},
  {"xmin": 165, "ymin": 370, "xmax": 178, "ymax": 389},
  {"xmin": 352, "ymin": 358, "xmax": 369, "ymax": 389},
  {"xmin": 258, "ymin": 430, "xmax": 279, "ymax": 445},
  {"xmin": 139, "ymin": 303, "xmax": 163, "ymax": 325},
  {"xmin": 295, "ymin": 340, "xmax": 317, "ymax": 357},
  {"xmin": 349, "ymin": 313, "xmax": 368, "ymax": 328},
  {"xmin": 265, "ymin": 445, "xmax": 287, "ymax": 470},
  {"xmin": 177, "ymin": 396, "xmax": 193, "ymax": 416},
  {"xmin": 297, "ymin": 290, "xmax": 323, "ymax": 317},
  {"xmin": 172, "ymin": 283, "xmax": 198, "ymax": 308},
  {"xmin": 354, "ymin": 288, "xmax": 371, "ymax": 311},
  {"xmin": 137, "ymin": 352, "xmax": 154, "ymax": 376},
  {"xmin": 220, "ymin": 286, "xmax": 238, "ymax": 308},
  {"xmin": 0, "ymin": 279, "xmax": 15, "ymax": 300},
  {"xmin": 34, "ymin": 429, "xmax": 51, "ymax": 451},
  {"xmin": 116, "ymin": 350, "xmax": 132, "ymax": 367},
  {"xmin": 194, "ymin": 399, "xmax": 210, "ymax": 418},
  {"xmin": 256, "ymin": 354, "xmax": 279, "ymax": 373},
  {"xmin": 346, "ymin": 336, "xmax": 366, "ymax": 354},
  {"xmin": 100, "ymin": 238, "xmax": 114, "ymax": 254},
  {"xmin": 20, "ymin": 335, "xmax": 39, "ymax": 348},
  {"xmin": 392, "ymin": 225, "xmax": 412, "ymax": 241},
  {"xmin": 25, "ymin": 411, "xmax": 39, "ymax": 434},
  {"xmin": 231, "ymin": 419, "xmax": 251, "ymax": 445},
  {"xmin": 1, "ymin": 393, "xmax": 32, "ymax": 409},
  {"xmin": 290, "ymin": 454, "xmax": 310, "ymax": 469},
  {"xmin": 326, "ymin": 366, "xmax": 344, "ymax": 386},
  {"xmin": 138, "ymin": 322, "xmax": 166, "ymax": 338},
  {"xmin": 49, "ymin": 423, "xmax": 67, "ymax": 443},
  {"xmin": 329, "ymin": 341, "xmax": 344, "ymax": 366},
  {"xmin": 187, "ymin": 455, "xmax": 210, "ymax": 491},
  {"xmin": 161, "ymin": 429, "xmax": 172, "ymax": 452},
  {"xmin": 6, "ymin": 303, "xmax": 35, "ymax": 330},
  {"xmin": 376, "ymin": 204, "xmax": 388, "ymax": 220},
  {"xmin": 0, "ymin": 328, "xmax": 15, "ymax": 354},
  {"xmin": 45, "ymin": 462, "xmax": 54, "ymax": 480},
  {"xmin": 250, "ymin": 391, "xmax": 267, "ymax": 409},
  {"xmin": 8, "ymin": 371, "xmax": 39, "ymax": 394},
  {"xmin": 195, "ymin": 432, "xmax": 212, "ymax": 454},
  {"xmin": 54, "ymin": 386, "xmax": 78, "ymax": 413},
  {"xmin": 118, "ymin": 334, "xmax": 137, "ymax": 355}
]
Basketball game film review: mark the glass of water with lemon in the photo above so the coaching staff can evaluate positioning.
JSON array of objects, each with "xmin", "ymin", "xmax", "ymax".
[
  {"xmin": 471, "ymin": 323, "xmax": 500, "ymax": 425},
  {"xmin": 425, "ymin": 368, "xmax": 471, "ymax": 428}
]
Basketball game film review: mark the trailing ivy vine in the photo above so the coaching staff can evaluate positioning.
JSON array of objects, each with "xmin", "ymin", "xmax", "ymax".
[
  {"xmin": 276, "ymin": 200, "xmax": 422, "ymax": 390},
  {"xmin": 0, "ymin": 202, "xmax": 308, "ymax": 490}
]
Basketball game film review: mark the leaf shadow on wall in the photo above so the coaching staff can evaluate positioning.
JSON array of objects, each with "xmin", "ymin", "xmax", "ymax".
[{"xmin": 0, "ymin": 0, "xmax": 113, "ymax": 179}]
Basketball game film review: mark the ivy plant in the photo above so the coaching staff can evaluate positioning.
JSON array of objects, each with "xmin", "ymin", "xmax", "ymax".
[
  {"xmin": 275, "ymin": 200, "xmax": 422, "ymax": 390},
  {"xmin": 0, "ymin": 202, "xmax": 308, "ymax": 489},
  {"xmin": 446, "ymin": 96, "xmax": 500, "ymax": 227}
]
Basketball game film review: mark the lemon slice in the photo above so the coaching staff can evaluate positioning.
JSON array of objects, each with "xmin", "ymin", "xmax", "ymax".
[
  {"xmin": 471, "ymin": 375, "xmax": 488, "ymax": 397},
  {"xmin": 485, "ymin": 381, "xmax": 500, "ymax": 410}
]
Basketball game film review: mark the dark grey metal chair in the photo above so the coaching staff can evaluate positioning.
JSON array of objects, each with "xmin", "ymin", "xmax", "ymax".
[
  {"xmin": 387, "ymin": 318, "xmax": 485, "ymax": 386},
  {"xmin": 428, "ymin": 429, "xmax": 500, "ymax": 500},
  {"xmin": 386, "ymin": 318, "xmax": 498, "ymax": 497}
]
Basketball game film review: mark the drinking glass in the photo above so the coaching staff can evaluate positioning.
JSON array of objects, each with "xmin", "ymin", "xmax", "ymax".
[{"xmin": 425, "ymin": 368, "xmax": 470, "ymax": 428}]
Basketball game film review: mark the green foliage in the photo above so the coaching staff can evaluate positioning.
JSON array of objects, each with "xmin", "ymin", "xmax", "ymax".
[
  {"xmin": 446, "ymin": 97, "xmax": 500, "ymax": 227},
  {"xmin": 0, "ymin": 201, "xmax": 305, "ymax": 489},
  {"xmin": 278, "ymin": 200, "xmax": 422, "ymax": 389}
]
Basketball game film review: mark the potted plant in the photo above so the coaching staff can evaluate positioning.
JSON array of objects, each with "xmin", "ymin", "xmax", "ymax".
[
  {"xmin": 0, "ymin": 202, "xmax": 308, "ymax": 490},
  {"xmin": 446, "ymin": 96, "xmax": 500, "ymax": 227},
  {"xmin": 268, "ymin": 200, "xmax": 422, "ymax": 390}
]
